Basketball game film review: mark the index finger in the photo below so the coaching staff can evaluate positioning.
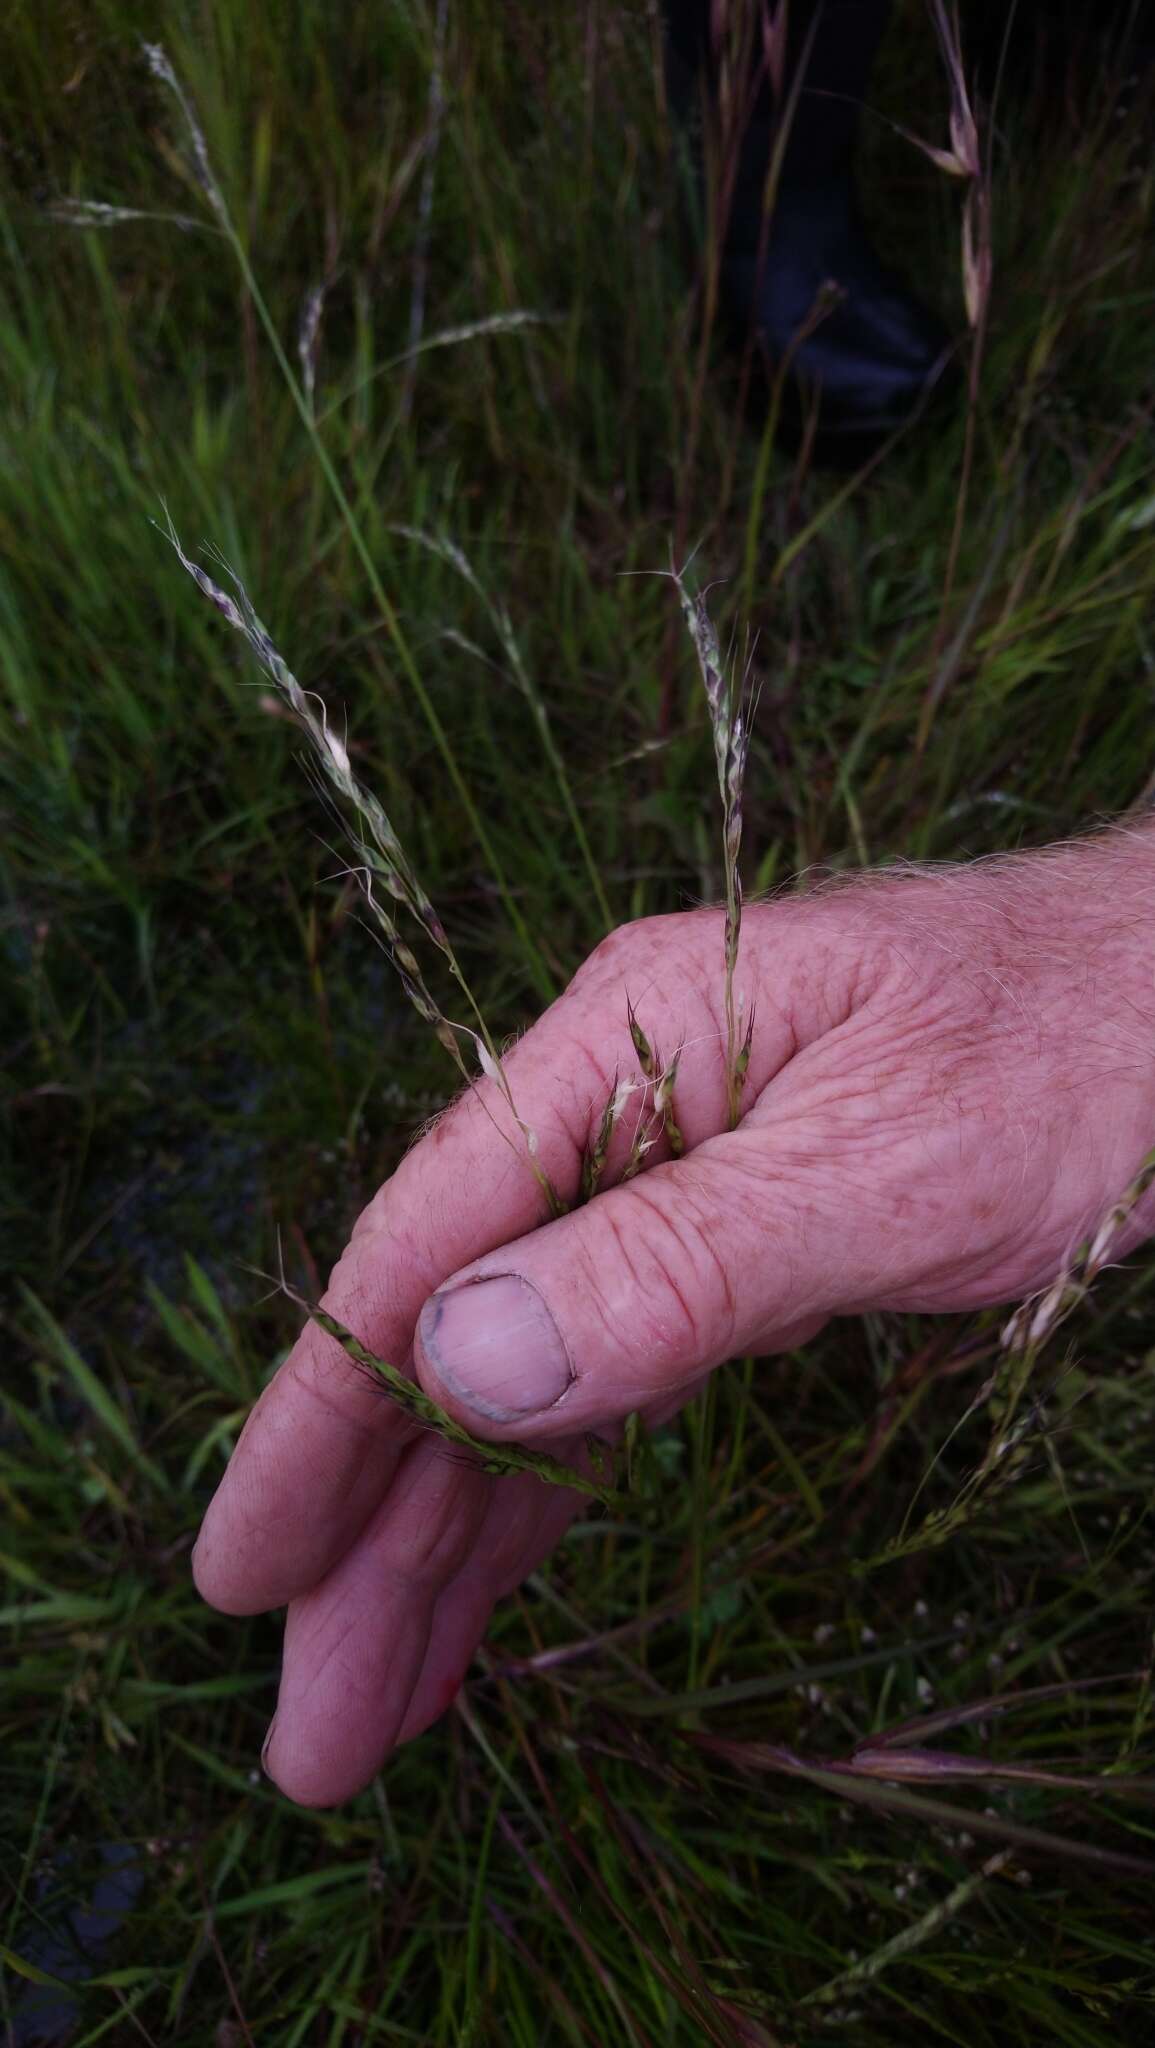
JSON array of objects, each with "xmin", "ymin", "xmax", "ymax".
[{"xmin": 191, "ymin": 1000, "xmax": 609, "ymax": 1616}]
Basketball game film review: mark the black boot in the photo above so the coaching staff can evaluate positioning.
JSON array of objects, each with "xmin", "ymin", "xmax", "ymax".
[{"xmin": 666, "ymin": 0, "xmax": 954, "ymax": 459}]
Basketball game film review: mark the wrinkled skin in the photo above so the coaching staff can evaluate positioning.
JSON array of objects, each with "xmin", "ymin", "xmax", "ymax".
[{"xmin": 193, "ymin": 830, "xmax": 1155, "ymax": 1804}]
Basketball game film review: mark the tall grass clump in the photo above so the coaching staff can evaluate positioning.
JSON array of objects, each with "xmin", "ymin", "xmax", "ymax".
[{"xmin": 143, "ymin": 37, "xmax": 760, "ymax": 1239}]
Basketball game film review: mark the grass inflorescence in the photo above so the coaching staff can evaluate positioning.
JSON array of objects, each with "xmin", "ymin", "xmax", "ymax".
[
  {"xmin": 672, "ymin": 566, "xmax": 756, "ymax": 1127},
  {"xmin": 162, "ymin": 516, "xmax": 569, "ymax": 1221}
]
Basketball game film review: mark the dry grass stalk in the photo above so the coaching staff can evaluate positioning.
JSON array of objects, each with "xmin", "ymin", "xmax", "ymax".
[
  {"xmin": 692, "ymin": 1734, "xmax": 1155, "ymax": 1877},
  {"xmin": 133, "ymin": 43, "xmax": 553, "ymax": 994},
  {"xmin": 671, "ymin": 568, "xmax": 754, "ymax": 1126},
  {"xmin": 925, "ymin": 0, "xmax": 989, "ymax": 331},
  {"xmin": 300, "ymin": 1297, "xmax": 619, "ymax": 1507},
  {"xmin": 998, "ymin": 1141, "xmax": 1155, "ymax": 1378},
  {"xmin": 393, "ymin": 524, "xmax": 612, "ymax": 929},
  {"xmin": 875, "ymin": 1142, "xmax": 1155, "ymax": 1565},
  {"xmin": 920, "ymin": 0, "xmax": 993, "ymax": 746},
  {"xmin": 161, "ymin": 516, "xmax": 564, "ymax": 1217},
  {"xmin": 47, "ymin": 196, "xmax": 207, "ymax": 234},
  {"xmin": 800, "ymin": 1852, "xmax": 1011, "ymax": 2008}
]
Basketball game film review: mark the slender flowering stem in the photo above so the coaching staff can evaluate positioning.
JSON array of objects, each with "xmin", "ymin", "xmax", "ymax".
[
  {"xmin": 1001, "ymin": 1144, "xmax": 1155, "ymax": 1351},
  {"xmin": 162, "ymin": 520, "xmax": 564, "ymax": 1216},
  {"xmin": 140, "ymin": 41, "xmax": 554, "ymax": 1001},
  {"xmin": 867, "ymin": 1141, "xmax": 1155, "ymax": 1567},
  {"xmin": 300, "ymin": 1298, "xmax": 621, "ymax": 1507},
  {"xmin": 393, "ymin": 525, "xmax": 613, "ymax": 931},
  {"xmin": 671, "ymin": 567, "xmax": 753, "ymax": 1127}
]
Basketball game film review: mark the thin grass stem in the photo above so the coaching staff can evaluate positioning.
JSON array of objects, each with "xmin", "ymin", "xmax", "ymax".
[
  {"xmin": 301, "ymin": 1297, "xmax": 621, "ymax": 1508},
  {"xmin": 142, "ymin": 41, "xmax": 555, "ymax": 1002}
]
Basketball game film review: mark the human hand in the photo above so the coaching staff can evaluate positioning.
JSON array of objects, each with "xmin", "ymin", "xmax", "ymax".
[{"xmin": 193, "ymin": 829, "xmax": 1155, "ymax": 1804}]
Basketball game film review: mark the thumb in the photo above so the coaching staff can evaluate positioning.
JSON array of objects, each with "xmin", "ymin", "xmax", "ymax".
[{"xmin": 411, "ymin": 1137, "xmax": 834, "ymax": 1439}]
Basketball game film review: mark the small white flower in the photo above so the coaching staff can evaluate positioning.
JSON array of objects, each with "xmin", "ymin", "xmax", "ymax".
[
  {"xmin": 476, "ymin": 1041, "xmax": 502, "ymax": 1086},
  {"xmin": 610, "ymin": 1076, "xmax": 638, "ymax": 1123}
]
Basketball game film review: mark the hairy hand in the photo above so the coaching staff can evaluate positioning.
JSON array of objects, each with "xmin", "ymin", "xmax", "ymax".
[{"xmin": 193, "ymin": 831, "xmax": 1155, "ymax": 1803}]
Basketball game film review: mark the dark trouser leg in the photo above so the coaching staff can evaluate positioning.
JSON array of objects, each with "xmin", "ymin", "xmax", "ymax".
[
  {"xmin": 664, "ymin": 1, "xmax": 952, "ymax": 455},
  {"xmin": 665, "ymin": 0, "xmax": 890, "ymax": 183}
]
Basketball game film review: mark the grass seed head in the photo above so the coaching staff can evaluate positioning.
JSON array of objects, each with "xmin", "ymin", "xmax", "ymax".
[
  {"xmin": 670, "ymin": 564, "xmax": 754, "ymax": 1129},
  {"xmin": 653, "ymin": 1046, "xmax": 686, "ymax": 1158},
  {"xmin": 626, "ymin": 997, "xmax": 658, "ymax": 1079},
  {"xmin": 581, "ymin": 1073, "xmax": 641, "ymax": 1200},
  {"xmin": 142, "ymin": 42, "xmax": 229, "ymax": 227}
]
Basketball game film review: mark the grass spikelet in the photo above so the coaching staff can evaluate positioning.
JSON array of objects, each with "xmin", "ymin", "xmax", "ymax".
[
  {"xmin": 626, "ymin": 996, "xmax": 656, "ymax": 1078},
  {"xmin": 735, "ymin": 1003, "xmax": 755, "ymax": 1089},
  {"xmin": 46, "ymin": 196, "xmax": 207, "ymax": 234},
  {"xmin": 297, "ymin": 281, "xmax": 326, "ymax": 416},
  {"xmin": 619, "ymin": 1113, "xmax": 660, "ymax": 1184},
  {"xmin": 474, "ymin": 1036, "xmax": 565, "ymax": 1217},
  {"xmin": 622, "ymin": 998, "xmax": 685, "ymax": 1164},
  {"xmin": 581, "ymin": 1074, "xmax": 639, "ymax": 1200},
  {"xmin": 141, "ymin": 41, "xmax": 229, "ymax": 227},
  {"xmin": 652, "ymin": 1045, "xmax": 685, "ymax": 1158}
]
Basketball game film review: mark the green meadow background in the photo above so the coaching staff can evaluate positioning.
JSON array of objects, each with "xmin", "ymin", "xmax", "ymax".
[{"xmin": 3, "ymin": 4, "xmax": 1155, "ymax": 2042}]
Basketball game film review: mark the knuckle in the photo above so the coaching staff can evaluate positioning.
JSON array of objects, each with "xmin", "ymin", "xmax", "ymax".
[
  {"xmin": 571, "ymin": 911, "xmax": 696, "ymax": 992},
  {"xmin": 571, "ymin": 915, "xmax": 651, "ymax": 988},
  {"xmin": 580, "ymin": 1170, "xmax": 737, "ymax": 1377},
  {"xmin": 387, "ymin": 1455, "xmax": 484, "ymax": 1586}
]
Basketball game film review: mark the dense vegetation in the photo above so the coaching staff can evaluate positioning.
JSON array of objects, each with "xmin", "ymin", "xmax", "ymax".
[{"xmin": 3, "ymin": 4, "xmax": 1155, "ymax": 2041}]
